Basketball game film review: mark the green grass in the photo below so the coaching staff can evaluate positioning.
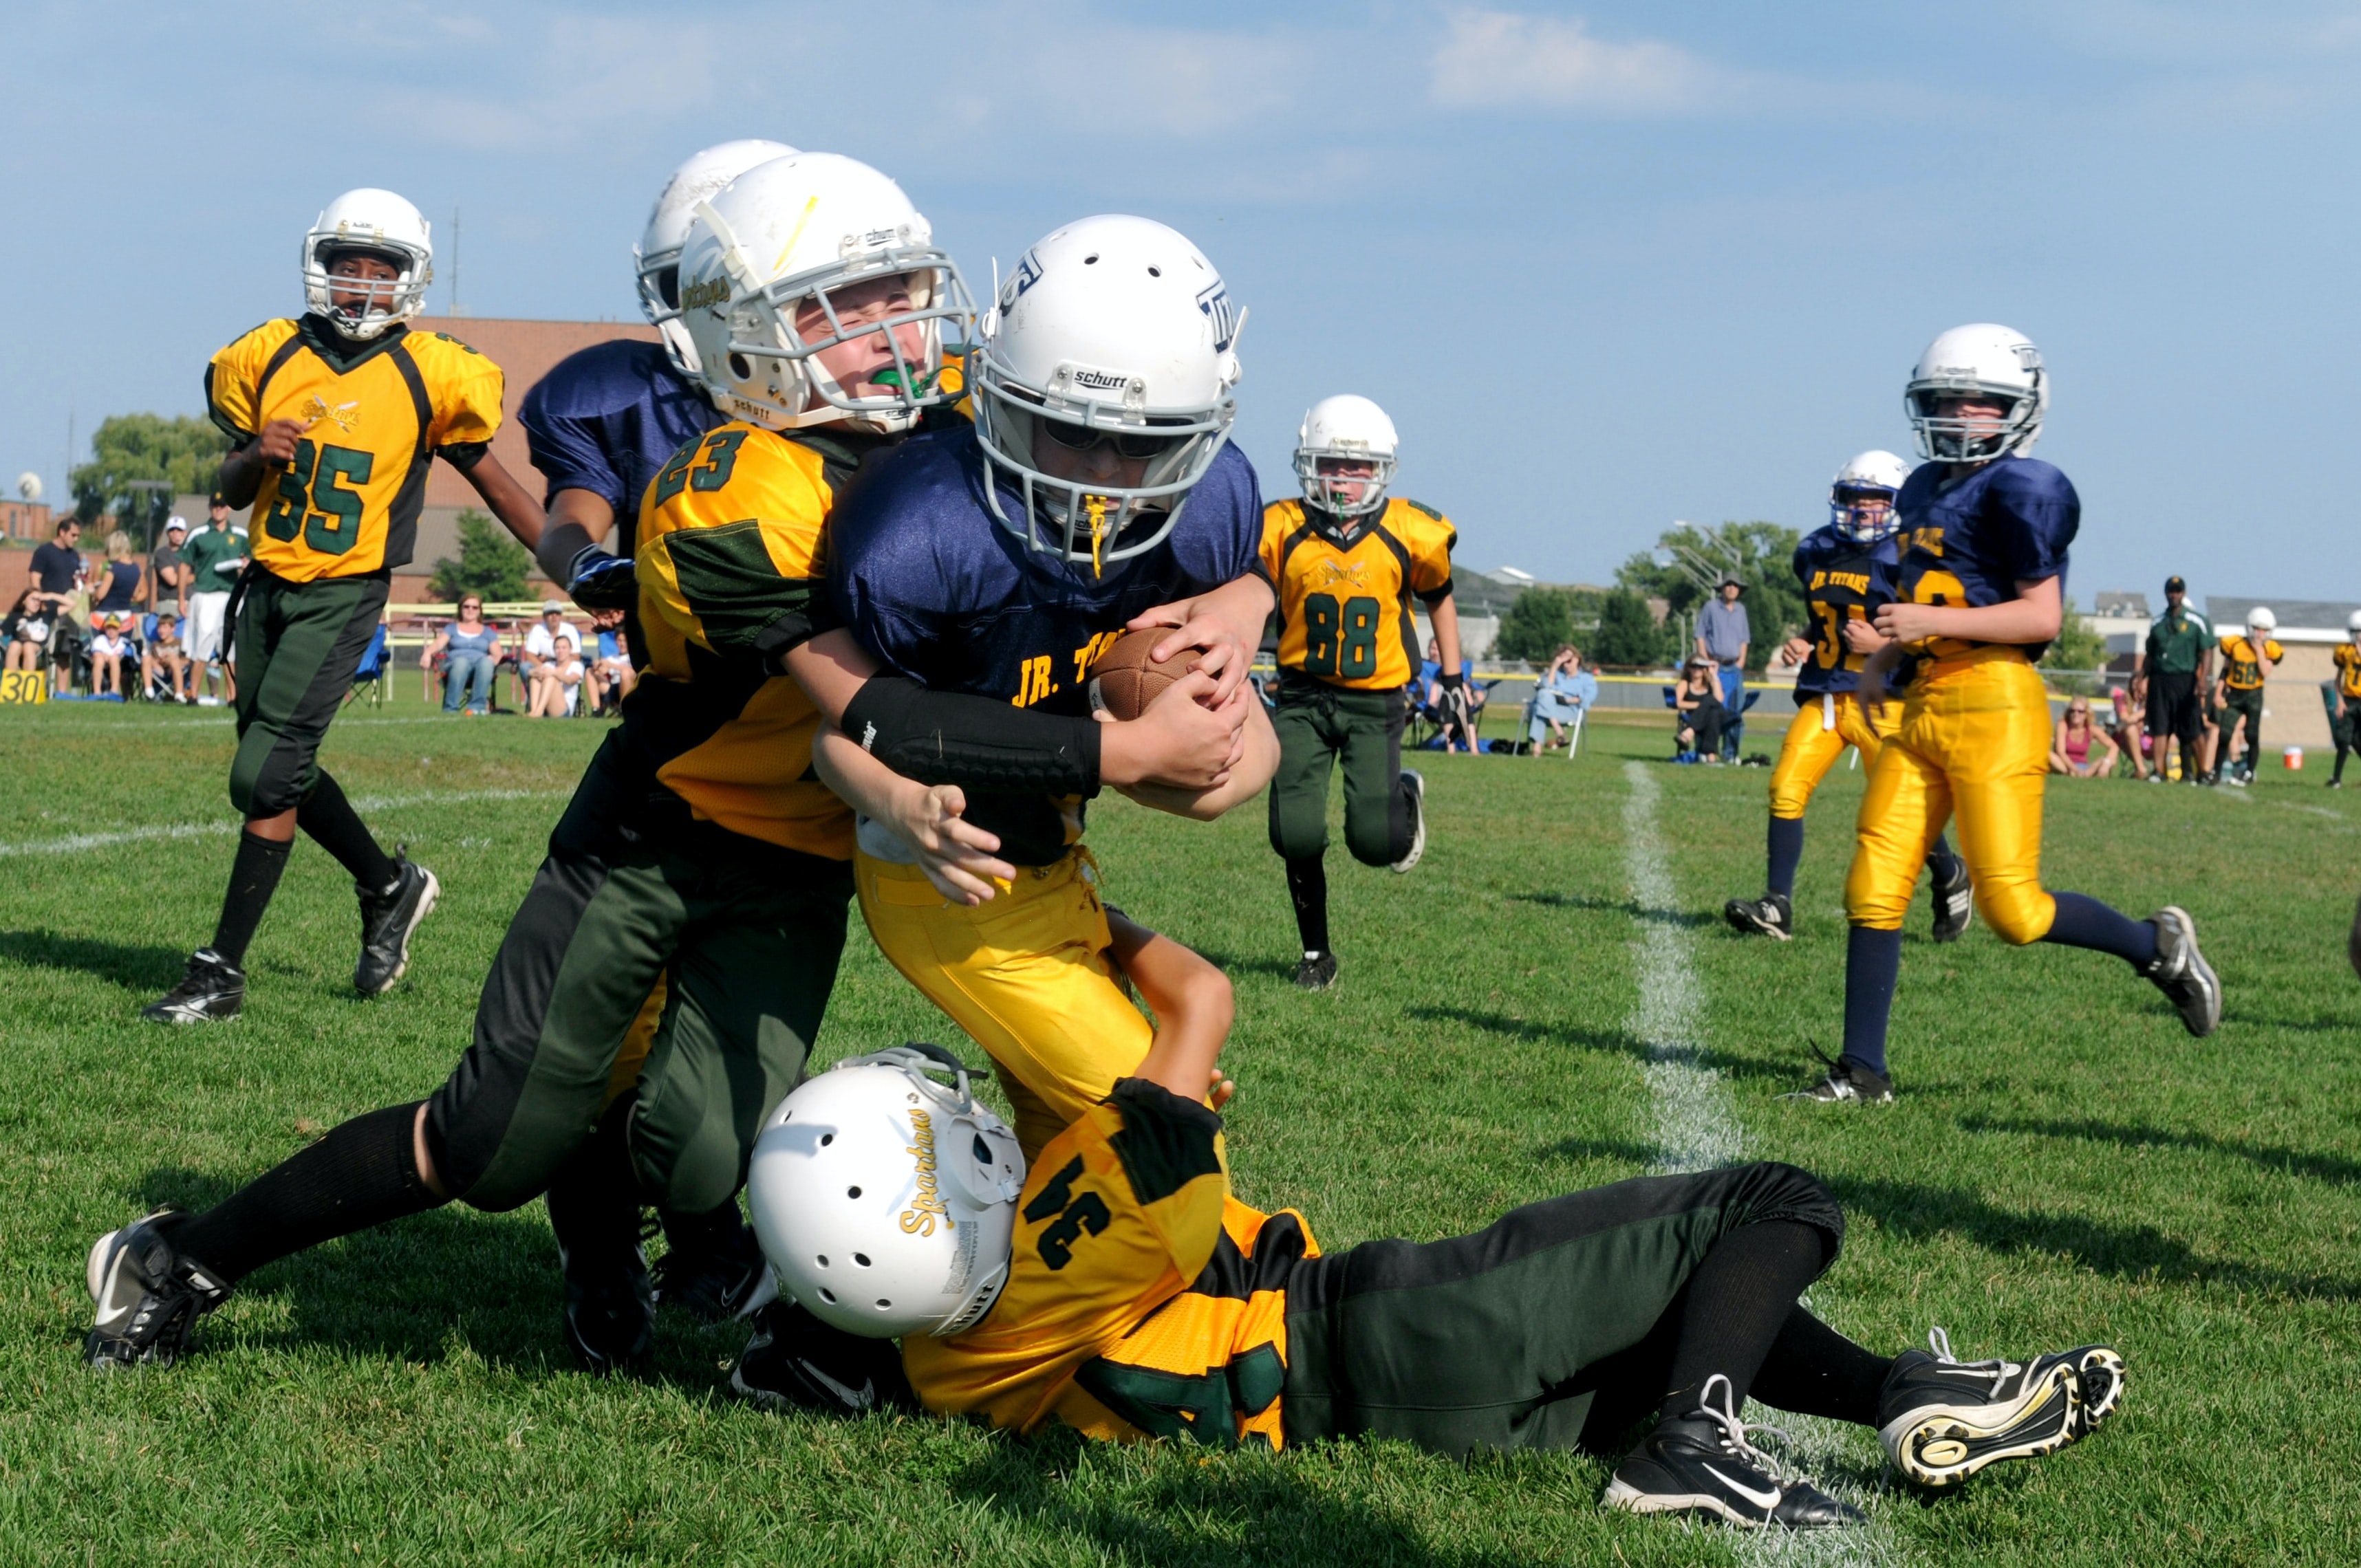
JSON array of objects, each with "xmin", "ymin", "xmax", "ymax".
[{"xmin": 3, "ymin": 686, "xmax": 2356, "ymax": 1565}]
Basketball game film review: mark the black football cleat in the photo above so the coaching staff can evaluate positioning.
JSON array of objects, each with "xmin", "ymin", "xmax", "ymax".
[
  {"xmin": 731, "ymin": 1300, "xmax": 914, "ymax": 1417},
  {"xmin": 1929, "ymin": 854, "xmax": 1974, "ymax": 944},
  {"xmin": 2142, "ymin": 906, "xmax": 2220, "ymax": 1036},
  {"xmin": 141, "ymin": 948, "xmax": 246, "ymax": 1024},
  {"xmin": 354, "ymin": 851, "xmax": 440, "ymax": 997},
  {"xmin": 1603, "ymin": 1374, "xmax": 1862, "ymax": 1529},
  {"xmin": 1783, "ymin": 1043, "xmax": 1894, "ymax": 1104},
  {"xmin": 84, "ymin": 1209, "xmax": 233, "ymax": 1369},
  {"xmin": 1390, "ymin": 770, "xmax": 1427, "ymax": 873},
  {"xmin": 557, "ymin": 1230, "xmax": 655, "ymax": 1376},
  {"xmin": 651, "ymin": 1210, "xmax": 771, "ymax": 1324},
  {"xmin": 1292, "ymin": 951, "xmax": 1339, "ymax": 991},
  {"xmin": 1724, "ymin": 893, "xmax": 1794, "ymax": 940},
  {"xmin": 1879, "ymin": 1327, "xmax": 2120, "ymax": 1488}
]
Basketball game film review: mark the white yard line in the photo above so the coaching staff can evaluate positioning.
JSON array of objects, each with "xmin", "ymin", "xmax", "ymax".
[
  {"xmin": 1619, "ymin": 761, "xmax": 1906, "ymax": 1565},
  {"xmin": 0, "ymin": 788, "xmax": 565, "ymax": 858}
]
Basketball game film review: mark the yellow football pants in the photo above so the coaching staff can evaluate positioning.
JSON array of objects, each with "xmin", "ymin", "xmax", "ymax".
[
  {"xmin": 1844, "ymin": 649, "xmax": 2058, "ymax": 944},
  {"xmin": 856, "ymin": 847, "xmax": 1151, "ymax": 1160},
  {"xmin": 1769, "ymin": 692, "xmax": 1897, "ymax": 820}
]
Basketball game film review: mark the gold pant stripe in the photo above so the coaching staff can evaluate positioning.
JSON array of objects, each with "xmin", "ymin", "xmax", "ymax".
[{"xmin": 1844, "ymin": 657, "xmax": 2056, "ymax": 942}]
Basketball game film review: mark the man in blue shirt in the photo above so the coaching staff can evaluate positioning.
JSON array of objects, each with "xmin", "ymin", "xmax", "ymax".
[{"xmin": 1695, "ymin": 574, "xmax": 1751, "ymax": 759}]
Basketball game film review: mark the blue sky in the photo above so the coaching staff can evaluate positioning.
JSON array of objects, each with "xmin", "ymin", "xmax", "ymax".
[{"xmin": 6, "ymin": 2, "xmax": 2357, "ymax": 600}]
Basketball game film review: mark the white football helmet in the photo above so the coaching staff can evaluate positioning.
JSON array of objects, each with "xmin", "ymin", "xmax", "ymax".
[
  {"xmin": 676, "ymin": 152, "xmax": 973, "ymax": 433},
  {"xmin": 2346, "ymin": 609, "xmax": 2361, "ymax": 638},
  {"xmin": 302, "ymin": 189, "xmax": 433, "ymax": 340},
  {"xmin": 635, "ymin": 140, "xmax": 799, "ymax": 377},
  {"xmin": 745, "ymin": 1045, "xmax": 1025, "ymax": 1341},
  {"xmin": 970, "ymin": 215, "xmax": 1243, "ymax": 570},
  {"xmin": 1294, "ymin": 395, "xmax": 1399, "ymax": 520},
  {"xmin": 2247, "ymin": 607, "xmax": 2277, "ymax": 634},
  {"xmin": 1904, "ymin": 323, "xmax": 2048, "ymax": 464},
  {"xmin": 1829, "ymin": 448, "xmax": 1912, "ymax": 544}
]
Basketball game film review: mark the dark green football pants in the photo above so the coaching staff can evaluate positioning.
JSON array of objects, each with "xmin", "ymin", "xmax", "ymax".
[
  {"xmin": 427, "ymin": 751, "xmax": 852, "ymax": 1216},
  {"xmin": 228, "ymin": 567, "xmax": 389, "ymax": 816},
  {"xmin": 1281, "ymin": 1163, "xmax": 1844, "ymax": 1457},
  {"xmin": 1268, "ymin": 677, "xmax": 1412, "ymax": 867},
  {"xmin": 2219, "ymin": 686, "xmax": 2264, "ymax": 769}
]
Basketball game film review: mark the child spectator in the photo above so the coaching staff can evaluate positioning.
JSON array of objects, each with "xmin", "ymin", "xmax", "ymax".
[
  {"xmin": 145, "ymin": 613, "xmax": 193, "ymax": 702},
  {"xmin": 88, "ymin": 615, "xmax": 131, "ymax": 699},
  {"xmin": 589, "ymin": 607, "xmax": 634, "ymax": 713},
  {"xmin": 4, "ymin": 589, "xmax": 52, "ymax": 673}
]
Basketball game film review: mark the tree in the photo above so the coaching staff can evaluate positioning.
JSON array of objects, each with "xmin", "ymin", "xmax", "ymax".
[
  {"xmin": 1590, "ymin": 589, "xmax": 1666, "ymax": 668},
  {"xmin": 1614, "ymin": 520, "xmax": 1804, "ymax": 674},
  {"xmin": 70, "ymin": 413, "xmax": 230, "ymax": 538},
  {"xmin": 429, "ymin": 510, "xmax": 532, "ymax": 604},
  {"xmin": 1494, "ymin": 586, "xmax": 1580, "ymax": 664},
  {"xmin": 2040, "ymin": 595, "xmax": 2111, "ymax": 697}
]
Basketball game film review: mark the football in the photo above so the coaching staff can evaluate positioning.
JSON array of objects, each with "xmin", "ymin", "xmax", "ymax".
[{"xmin": 1088, "ymin": 628, "xmax": 1193, "ymax": 720}]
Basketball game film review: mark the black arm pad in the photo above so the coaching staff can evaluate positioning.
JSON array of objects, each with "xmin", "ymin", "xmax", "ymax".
[
  {"xmin": 843, "ymin": 675, "xmax": 1101, "ymax": 796},
  {"xmin": 438, "ymin": 440, "xmax": 490, "ymax": 472}
]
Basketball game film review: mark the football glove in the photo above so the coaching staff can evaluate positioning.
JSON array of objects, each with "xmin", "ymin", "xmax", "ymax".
[
  {"xmin": 1436, "ymin": 671, "xmax": 1466, "ymax": 694},
  {"xmin": 566, "ymin": 546, "xmax": 637, "ymax": 611}
]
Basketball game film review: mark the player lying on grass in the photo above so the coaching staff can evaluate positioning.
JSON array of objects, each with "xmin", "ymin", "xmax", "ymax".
[
  {"xmin": 145, "ymin": 188, "xmax": 544, "ymax": 1026},
  {"xmin": 744, "ymin": 917, "xmax": 2124, "ymax": 1532},
  {"xmin": 1799, "ymin": 324, "xmax": 2220, "ymax": 1105},
  {"xmin": 1724, "ymin": 450, "xmax": 1971, "ymax": 944}
]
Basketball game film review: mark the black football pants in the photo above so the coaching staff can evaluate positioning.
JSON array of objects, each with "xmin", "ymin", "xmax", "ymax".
[
  {"xmin": 1268, "ymin": 678, "xmax": 1412, "ymax": 867},
  {"xmin": 1280, "ymin": 1162, "xmax": 1845, "ymax": 1457},
  {"xmin": 227, "ymin": 567, "xmax": 388, "ymax": 816}
]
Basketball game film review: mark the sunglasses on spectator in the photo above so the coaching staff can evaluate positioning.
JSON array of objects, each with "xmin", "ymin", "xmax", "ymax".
[{"xmin": 1038, "ymin": 419, "xmax": 1183, "ymax": 461}]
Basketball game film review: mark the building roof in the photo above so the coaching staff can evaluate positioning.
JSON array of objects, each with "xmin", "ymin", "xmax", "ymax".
[
  {"xmin": 2093, "ymin": 591, "xmax": 2149, "ymax": 618},
  {"xmin": 410, "ymin": 315, "xmax": 660, "ymax": 508}
]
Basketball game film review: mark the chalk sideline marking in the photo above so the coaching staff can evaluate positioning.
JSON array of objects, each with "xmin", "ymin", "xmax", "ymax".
[{"xmin": 0, "ymin": 789, "xmax": 565, "ymax": 858}]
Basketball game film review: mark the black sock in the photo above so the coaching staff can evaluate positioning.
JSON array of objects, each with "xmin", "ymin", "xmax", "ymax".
[
  {"xmin": 1659, "ymin": 1219, "xmax": 1831, "ymax": 1424},
  {"xmin": 2041, "ymin": 891, "xmax": 2157, "ymax": 967},
  {"xmin": 1285, "ymin": 855, "xmax": 1330, "ymax": 957},
  {"xmin": 1840, "ymin": 925, "xmax": 1903, "ymax": 1075},
  {"xmin": 546, "ymin": 1096, "xmax": 649, "ymax": 1263},
  {"xmin": 209, "ymin": 829, "xmax": 292, "ymax": 968},
  {"xmin": 299, "ymin": 770, "xmax": 397, "ymax": 893},
  {"xmin": 1926, "ymin": 831, "xmax": 1960, "ymax": 878},
  {"xmin": 659, "ymin": 1197, "xmax": 744, "ymax": 1256},
  {"xmin": 1750, "ymin": 1307, "xmax": 1895, "ymax": 1427},
  {"xmin": 2336, "ymin": 747, "xmax": 2349, "ymax": 783},
  {"xmin": 171, "ymin": 1102, "xmax": 440, "ymax": 1283},
  {"xmin": 1765, "ymin": 816, "xmax": 1805, "ymax": 899}
]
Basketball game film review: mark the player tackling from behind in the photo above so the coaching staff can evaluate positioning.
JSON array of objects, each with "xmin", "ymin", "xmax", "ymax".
[
  {"xmin": 1798, "ymin": 324, "xmax": 2220, "ymax": 1104},
  {"xmin": 1725, "ymin": 450, "xmax": 1972, "ymax": 942},
  {"xmin": 1261, "ymin": 395, "xmax": 1460, "ymax": 989},
  {"xmin": 746, "ymin": 924, "xmax": 2124, "ymax": 1531},
  {"xmin": 145, "ymin": 188, "xmax": 543, "ymax": 1025}
]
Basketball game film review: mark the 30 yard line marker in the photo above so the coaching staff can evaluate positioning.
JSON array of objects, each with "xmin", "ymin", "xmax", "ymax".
[{"xmin": 1619, "ymin": 761, "xmax": 1906, "ymax": 1565}]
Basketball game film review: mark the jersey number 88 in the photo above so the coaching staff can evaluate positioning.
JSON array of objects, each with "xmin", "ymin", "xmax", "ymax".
[{"xmin": 1303, "ymin": 592, "xmax": 1380, "ymax": 680}]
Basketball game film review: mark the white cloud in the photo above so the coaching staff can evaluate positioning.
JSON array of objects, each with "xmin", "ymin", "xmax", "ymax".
[{"xmin": 1430, "ymin": 9, "xmax": 1721, "ymax": 113}]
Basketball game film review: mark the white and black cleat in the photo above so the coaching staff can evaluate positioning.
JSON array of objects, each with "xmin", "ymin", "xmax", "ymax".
[
  {"xmin": 141, "ymin": 948, "xmax": 246, "ymax": 1024},
  {"xmin": 1390, "ymin": 770, "xmax": 1427, "ymax": 873},
  {"xmin": 1879, "ymin": 1327, "xmax": 2120, "ymax": 1488},
  {"xmin": 84, "ymin": 1209, "xmax": 232, "ymax": 1369},
  {"xmin": 1292, "ymin": 950, "xmax": 1338, "ymax": 991},
  {"xmin": 1723, "ymin": 893, "xmax": 1793, "ymax": 940},
  {"xmin": 731, "ymin": 1299, "xmax": 914, "ymax": 1417},
  {"xmin": 1929, "ymin": 854, "xmax": 1974, "ymax": 944},
  {"xmin": 355, "ymin": 850, "xmax": 439, "ymax": 997},
  {"xmin": 1604, "ymin": 1374, "xmax": 1862, "ymax": 1529},
  {"xmin": 651, "ymin": 1215, "xmax": 773, "ymax": 1324},
  {"xmin": 2143, "ymin": 906, "xmax": 2220, "ymax": 1036},
  {"xmin": 1782, "ymin": 1043, "xmax": 1894, "ymax": 1104}
]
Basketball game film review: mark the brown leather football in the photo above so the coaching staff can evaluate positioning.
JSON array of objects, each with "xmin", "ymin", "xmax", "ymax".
[{"xmin": 1088, "ymin": 628, "xmax": 1190, "ymax": 720}]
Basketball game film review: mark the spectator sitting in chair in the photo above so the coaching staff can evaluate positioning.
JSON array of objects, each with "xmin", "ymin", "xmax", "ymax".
[
  {"xmin": 88, "ymin": 614, "xmax": 131, "ymax": 699},
  {"xmin": 587, "ymin": 607, "xmax": 634, "ymax": 714},
  {"xmin": 4, "ymin": 589, "xmax": 52, "ymax": 673},
  {"xmin": 519, "ymin": 600, "xmax": 582, "ymax": 686},
  {"xmin": 144, "ymin": 613, "xmax": 192, "ymax": 703},
  {"xmin": 1675, "ymin": 655, "xmax": 1726, "ymax": 763},
  {"xmin": 2050, "ymin": 696, "xmax": 2117, "ymax": 778},
  {"xmin": 1528, "ymin": 644, "xmax": 1596, "ymax": 751},
  {"xmin": 526, "ymin": 631, "xmax": 584, "ymax": 718},
  {"xmin": 422, "ymin": 595, "xmax": 501, "ymax": 715}
]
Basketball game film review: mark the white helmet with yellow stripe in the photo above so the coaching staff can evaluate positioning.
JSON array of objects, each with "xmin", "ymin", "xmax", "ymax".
[
  {"xmin": 1294, "ymin": 395, "xmax": 1399, "ymax": 520},
  {"xmin": 302, "ymin": 189, "xmax": 433, "ymax": 341},
  {"xmin": 636, "ymin": 140, "xmax": 800, "ymax": 378},
  {"xmin": 676, "ymin": 152, "xmax": 973, "ymax": 433}
]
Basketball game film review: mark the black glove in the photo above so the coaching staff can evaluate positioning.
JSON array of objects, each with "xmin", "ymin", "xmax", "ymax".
[
  {"xmin": 566, "ymin": 545, "xmax": 638, "ymax": 611},
  {"xmin": 1437, "ymin": 671, "xmax": 1466, "ymax": 694}
]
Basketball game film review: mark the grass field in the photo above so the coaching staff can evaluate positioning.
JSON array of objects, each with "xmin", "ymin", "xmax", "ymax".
[{"xmin": 3, "ymin": 686, "xmax": 2358, "ymax": 1566}]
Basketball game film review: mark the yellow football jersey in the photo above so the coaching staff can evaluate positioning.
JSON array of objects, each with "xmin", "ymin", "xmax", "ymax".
[
  {"xmin": 206, "ymin": 319, "xmax": 504, "ymax": 582},
  {"xmin": 903, "ymin": 1080, "xmax": 1318, "ymax": 1450},
  {"xmin": 1260, "ymin": 497, "xmax": 1456, "ymax": 691},
  {"xmin": 2336, "ymin": 643, "xmax": 2361, "ymax": 701},
  {"xmin": 632, "ymin": 421, "xmax": 875, "ymax": 859},
  {"xmin": 2219, "ymin": 633, "xmax": 2282, "ymax": 692}
]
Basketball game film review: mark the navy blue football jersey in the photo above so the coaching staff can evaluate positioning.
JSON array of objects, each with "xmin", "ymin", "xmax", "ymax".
[
  {"xmin": 519, "ymin": 338, "xmax": 720, "ymax": 553},
  {"xmin": 1790, "ymin": 524, "xmax": 1901, "ymax": 699},
  {"xmin": 1891, "ymin": 454, "xmax": 2077, "ymax": 661},
  {"xmin": 831, "ymin": 426, "xmax": 1267, "ymax": 865}
]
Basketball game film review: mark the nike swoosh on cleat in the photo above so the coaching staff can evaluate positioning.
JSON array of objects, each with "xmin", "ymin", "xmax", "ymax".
[
  {"xmin": 797, "ymin": 1361, "xmax": 876, "ymax": 1411},
  {"xmin": 1702, "ymin": 1464, "xmax": 1785, "ymax": 1512}
]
